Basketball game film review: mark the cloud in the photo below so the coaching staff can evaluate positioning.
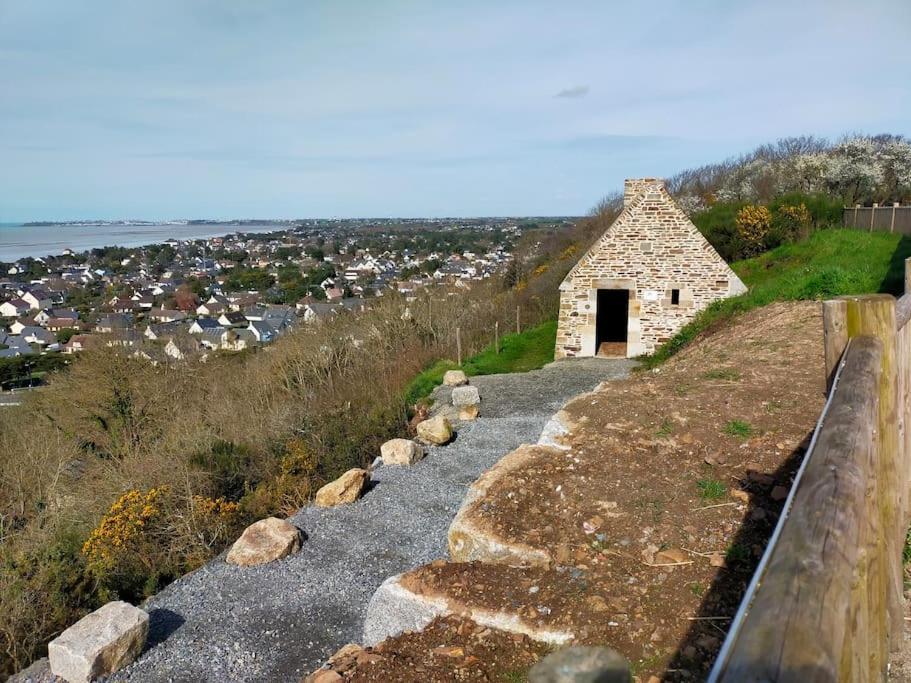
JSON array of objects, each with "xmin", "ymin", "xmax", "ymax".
[{"xmin": 554, "ymin": 85, "xmax": 589, "ymax": 99}]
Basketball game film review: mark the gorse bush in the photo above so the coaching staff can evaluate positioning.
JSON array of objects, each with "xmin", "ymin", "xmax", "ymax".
[{"xmin": 691, "ymin": 191, "xmax": 843, "ymax": 262}]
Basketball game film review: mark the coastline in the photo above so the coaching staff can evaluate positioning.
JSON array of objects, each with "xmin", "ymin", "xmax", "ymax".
[{"xmin": 0, "ymin": 221, "xmax": 295, "ymax": 262}]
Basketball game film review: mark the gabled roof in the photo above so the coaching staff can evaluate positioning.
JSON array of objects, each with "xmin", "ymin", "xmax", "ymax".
[{"xmin": 560, "ymin": 178, "xmax": 746, "ymax": 293}]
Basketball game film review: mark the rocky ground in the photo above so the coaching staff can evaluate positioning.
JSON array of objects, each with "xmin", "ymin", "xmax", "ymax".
[
  {"xmin": 338, "ymin": 302, "xmax": 826, "ymax": 682},
  {"xmin": 79, "ymin": 358, "xmax": 632, "ymax": 683}
]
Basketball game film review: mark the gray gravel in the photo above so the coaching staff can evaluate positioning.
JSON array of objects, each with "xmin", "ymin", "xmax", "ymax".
[{"xmin": 109, "ymin": 358, "xmax": 635, "ymax": 683}]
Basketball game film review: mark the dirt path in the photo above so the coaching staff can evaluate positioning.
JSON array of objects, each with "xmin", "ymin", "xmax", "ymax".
[{"xmin": 103, "ymin": 358, "xmax": 634, "ymax": 683}]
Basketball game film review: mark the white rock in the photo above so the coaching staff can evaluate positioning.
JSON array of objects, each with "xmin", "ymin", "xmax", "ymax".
[
  {"xmin": 380, "ymin": 439, "xmax": 425, "ymax": 466},
  {"xmin": 226, "ymin": 517, "xmax": 302, "ymax": 566},
  {"xmin": 48, "ymin": 601, "xmax": 149, "ymax": 683},
  {"xmin": 451, "ymin": 385, "xmax": 480, "ymax": 407},
  {"xmin": 442, "ymin": 370, "xmax": 468, "ymax": 386}
]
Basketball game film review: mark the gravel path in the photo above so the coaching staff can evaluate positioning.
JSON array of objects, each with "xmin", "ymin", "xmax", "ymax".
[{"xmin": 110, "ymin": 358, "xmax": 635, "ymax": 683}]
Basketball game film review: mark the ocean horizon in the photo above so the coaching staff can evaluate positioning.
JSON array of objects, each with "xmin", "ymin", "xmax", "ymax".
[{"xmin": 0, "ymin": 221, "xmax": 292, "ymax": 262}]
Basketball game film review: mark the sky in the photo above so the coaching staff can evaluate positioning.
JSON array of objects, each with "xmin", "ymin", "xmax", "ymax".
[{"xmin": 1, "ymin": 0, "xmax": 910, "ymax": 222}]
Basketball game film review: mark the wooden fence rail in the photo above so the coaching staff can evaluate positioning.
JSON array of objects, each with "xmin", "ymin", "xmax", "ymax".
[{"xmin": 710, "ymin": 261, "xmax": 911, "ymax": 681}]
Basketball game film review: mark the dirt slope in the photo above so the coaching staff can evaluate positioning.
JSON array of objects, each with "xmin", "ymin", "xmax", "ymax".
[{"xmin": 330, "ymin": 301, "xmax": 826, "ymax": 682}]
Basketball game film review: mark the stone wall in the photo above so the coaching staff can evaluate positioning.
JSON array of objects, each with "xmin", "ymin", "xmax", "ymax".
[{"xmin": 555, "ymin": 179, "xmax": 747, "ymax": 358}]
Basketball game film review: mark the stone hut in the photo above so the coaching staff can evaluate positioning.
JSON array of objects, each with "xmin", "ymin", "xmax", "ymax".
[{"xmin": 555, "ymin": 178, "xmax": 747, "ymax": 358}]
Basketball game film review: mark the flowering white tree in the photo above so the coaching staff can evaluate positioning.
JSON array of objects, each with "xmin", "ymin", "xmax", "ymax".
[{"xmin": 666, "ymin": 135, "xmax": 911, "ymax": 208}]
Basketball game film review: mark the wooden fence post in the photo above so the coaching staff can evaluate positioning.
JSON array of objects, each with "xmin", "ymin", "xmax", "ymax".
[
  {"xmin": 516, "ymin": 305, "xmax": 521, "ymax": 334},
  {"xmin": 841, "ymin": 294, "xmax": 902, "ymax": 657},
  {"xmin": 495, "ymin": 321, "xmax": 499, "ymax": 354},
  {"xmin": 871, "ymin": 203, "xmax": 878, "ymax": 231},
  {"xmin": 456, "ymin": 327, "xmax": 462, "ymax": 366},
  {"xmin": 823, "ymin": 299, "xmax": 848, "ymax": 393}
]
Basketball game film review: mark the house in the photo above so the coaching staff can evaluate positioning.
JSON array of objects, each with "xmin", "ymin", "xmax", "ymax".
[
  {"xmin": 189, "ymin": 318, "xmax": 222, "ymax": 334},
  {"xmin": 220, "ymin": 328, "xmax": 256, "ymax": 351},
  {"xmin": 19, "ymin": 326, "xmax": 56, "ymax": 346},
  {"xmin": 50, "ymin": 308, "xmax": 80, "ymax": 321},
  {"xmin": 95, "ymin": 314, "xmax": 133, "ymax": 333},
  {"xmin": 148, "ymin": 308, "xmax": 187, "ymax": 323},
  {"xmin": 0, "ymin": 335, "xmax": 34, "ymax": 357},
  {"xmin": 218, "ymin": 310, "xmax": 247, "ymax": 328},
  {"xmin": 144, "ymin": 321, "xmax": 185, "ymax": 341},
  {"xmin": 196, "ymin": 301, "xmax": 226, "ymax": 317},
  {"xmin": 19, "ymin": 287, "xmax": 53, "ymax": 310},
  {"xmin": 9, "ymin": 319, "xmax": 32, "ymax": 335},
  {"xmin": 247, "ymin": 320, "xmax": 277, "ymax": 343},
  {"xmin": 165, "ymin": 335, "xmax": 203, "ymax": 361},
  {"xmin": 555, "ymin": 178, "xmax": 747, "ymax": 359},
  {"xmin": 45, "ymin": 317, "xmax": 78, "ymax": 332},
  {"xmin": 64, "ymin": 334, "xmax": 96, "ymax": 354},
  {"xmin": 0, "ymin": 298, "xmax": 31, "ymax": 318},
  {"xmin": 302, "ymin": 302, "xmax": 339, "ymax": 323}
]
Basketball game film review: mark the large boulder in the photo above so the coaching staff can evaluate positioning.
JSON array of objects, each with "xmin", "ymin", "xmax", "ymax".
[
  {"xmin": 380, "ymin": 439, "xmax": 425, "ymax": 466},
  {"xmin": 416, "ymin": 415, "xmax": 453, "ymax": 445},
  {"xmin": 48, "ymin": 601, "xmax": 149, "ymax": 683},
  {"xmin": 226, "ymin": 517, "xmax": 301, "ymax": 567},
  {"xmin": 442, "ymin": 369, "xmax": 468, "ymax": 386},
  {"xmin": 451, "ymin": 385, "xmax": 480, "ymax": 407},
  {"xmin": 315, "ymin": 468, "xmax": 370, "ymax": 507}
]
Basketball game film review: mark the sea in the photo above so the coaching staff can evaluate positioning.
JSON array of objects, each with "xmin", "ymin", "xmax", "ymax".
[{"xmin": 0, "ymin": 222, "xmax": 292, "ymax": 262}]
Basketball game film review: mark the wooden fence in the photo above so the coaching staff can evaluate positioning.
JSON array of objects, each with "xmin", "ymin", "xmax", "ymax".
[
  {"xmin": 709, "ymin": 261, "xmax": 911, "ymax": 681},
  {"xmin": 843, "ymin": 204, "xmax": 911, "ymax": 234}
]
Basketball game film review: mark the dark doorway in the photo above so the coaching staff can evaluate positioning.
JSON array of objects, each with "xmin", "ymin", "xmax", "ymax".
[{"xmin": 595, "ymin": 289, "xmax": 629, "ymax": 357}]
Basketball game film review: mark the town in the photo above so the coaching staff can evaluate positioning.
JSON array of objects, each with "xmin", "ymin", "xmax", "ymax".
[{"xmin": 0, "ymin": 218, "xmax": 571, "ymax": 389}]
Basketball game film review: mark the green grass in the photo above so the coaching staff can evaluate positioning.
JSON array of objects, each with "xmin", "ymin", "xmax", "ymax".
[
  {"xmin": 403, "ymin": 320, "xmax": 557, "ymax": 405},
  {"xmin": 639, "ymin": 229, "xmax": 911, "ymax": 369},
  {"xmin": 726, "ymin": 542, "xmax": 751, "ymax": 564},
  {"xmin": 724, "ymin": 420, "xmax": 754, "ymax": 439},
  {"xmin": 697, "ymin": 478, "xmax": 727, "ymax": 501},
  {"xmin": 655, "ymin": 419, "xmax": 674, "ymax": 437}
]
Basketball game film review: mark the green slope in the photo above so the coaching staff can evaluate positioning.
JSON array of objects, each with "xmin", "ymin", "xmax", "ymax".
[{"xmin": 642, "ymin": 229, "xmax": 911, "ymax": 368}]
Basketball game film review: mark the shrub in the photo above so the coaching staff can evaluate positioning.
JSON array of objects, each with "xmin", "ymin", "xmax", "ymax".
[
  {"xmin": 735, "ymin": 205, "xmax": 773, "ymax": 256},
  {"xmin": 82, "ymin": 487, "xmax": 242, "ymax": 602}
]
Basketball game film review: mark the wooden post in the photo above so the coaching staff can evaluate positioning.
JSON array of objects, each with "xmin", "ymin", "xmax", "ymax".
[
  {"xmin": 718, "ymin": 337, "xmax": 883, "ymax": 681},
  {"xmin": 854, "ymin": 203, "xmax": 860, "ymax": 228},
  {"xmin": 456, "ymin": 327, "xmax": 462, "ymax": 366},
  {"xmin": 841, "ymin": 294, "xmax": 902, "ymax": 656},
  {"xmin": 822, "ymin": 299, "xmax": 848, "ymax": 393},
  {"xmin": 495, "ymin": 320, "xmax": 500, "ymax": 354},
  {"xmin": 905, "ymin": 257, "xmax": 911, "ymax": 295},
  {"xmin": 516, "ymin": 305, "xmax": 521, "ymax": 334},
  {"xmin": 871, "ymin": 203, "xmax": 878, "ymax": 231},
  {"xmin": 892, "ymin": 202, "xmax": 899, "ymax": 233}
]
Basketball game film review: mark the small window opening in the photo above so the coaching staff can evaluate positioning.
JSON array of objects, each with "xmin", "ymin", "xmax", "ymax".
[{"xmin": 671, "ymin": 289, "xmax": 680, "ymax": 305}]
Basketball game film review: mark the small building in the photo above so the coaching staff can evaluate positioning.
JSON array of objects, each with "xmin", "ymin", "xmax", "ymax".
[{"xmin": 555, "ymin": 178, "xmax": 746, "ymax": 359}]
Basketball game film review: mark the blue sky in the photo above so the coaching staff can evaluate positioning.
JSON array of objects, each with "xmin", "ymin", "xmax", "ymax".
[{"xmin": 1, "ymin": 0, "xmax": 909, "ymax": 221}]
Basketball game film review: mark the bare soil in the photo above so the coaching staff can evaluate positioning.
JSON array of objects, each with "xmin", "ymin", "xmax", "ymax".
[
  {"xmin": 310, "ymin": 615, "xmax": 548, "ymax": 682},
  {"xmin": 349, "ymin": 302, "xmax": 827, "ymax": 681}
]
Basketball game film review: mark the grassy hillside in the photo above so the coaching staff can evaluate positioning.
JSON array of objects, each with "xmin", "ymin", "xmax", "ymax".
[{"xmin": 641, "ymin": 229, "xmax": 911, "ymax": 368}]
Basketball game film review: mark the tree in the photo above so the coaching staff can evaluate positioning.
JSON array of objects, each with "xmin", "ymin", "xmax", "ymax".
[{"xmin": 174, "ymin": 284, "xmax": 199, "ymax": 312}]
